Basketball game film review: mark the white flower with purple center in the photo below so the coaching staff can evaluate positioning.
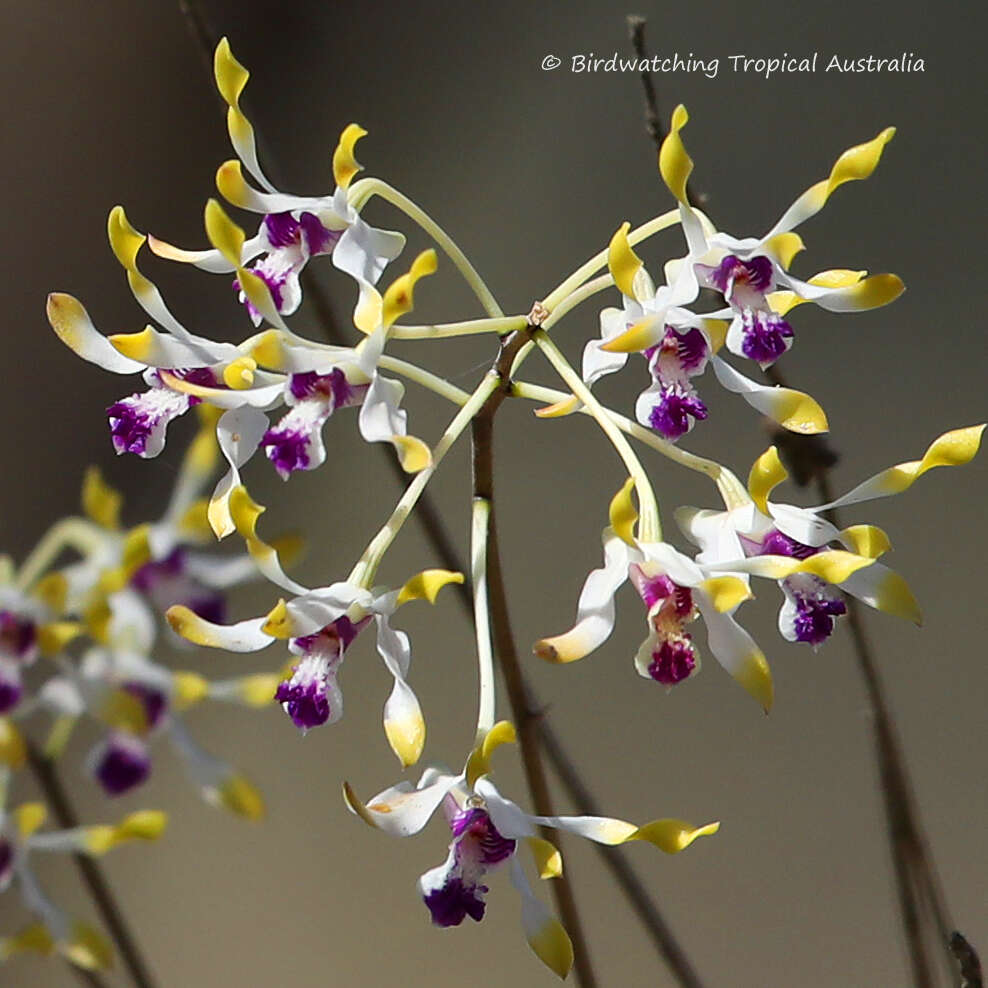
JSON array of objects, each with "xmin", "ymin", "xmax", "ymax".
[
  {"xmin": 344, "ymin": 721, "xmax": 719, "ymax": 979},
  {"xmin": 583, "ymin": 224, "xmax": 830, "ymax": 439},
  {"xmin": 676, "ymin": 425, "xmax": 985, "ymax": 650},
  {"xmin": 148, "ymin": 41, "xmax": 405, "ymax": 328},
  {"xmin": 534, "ymin": 480, "xmax": 775, "ymax": 710},
  {"xmin": 656, "ymin": 105, "xmax": 904, "ymax": 370}
]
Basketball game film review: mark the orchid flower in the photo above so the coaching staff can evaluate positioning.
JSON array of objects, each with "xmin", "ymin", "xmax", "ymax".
[
  {"xmin": 535, "ymin": 479, "xmax": 781, "ymax": 710},
  {"xmin": 579, "ymin": 223, "xmax": 831, "ymax": 439},
  {"xmin": 644, "ymin": 105, "xmax": 904, "ymax": 369},
  {"xmin": 677, "ymin": 425, "xmax": 985, "ymax": 648},
  {"xmin": 48, "ymin": 209, "xmax": 434, "ymax": 538},
  {"xmin": 344, "ymin": 721, "xmax": 718, "ymax": 979},
  {"xmin": 166, "ymin": 487, "xmax": 463, "ymax": 765},
  {"xmin": 0, "ymin": 768, "xmax": 165, "ymax": 970},
  {"xmin": 147, "ymin": 39, "xmax": 405, "ymax": 326}
]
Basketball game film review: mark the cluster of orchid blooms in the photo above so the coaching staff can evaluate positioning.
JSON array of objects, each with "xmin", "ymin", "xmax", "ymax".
[{"xmin": 2, "ymin": 36, "xmax": 981, "ymax": 979}]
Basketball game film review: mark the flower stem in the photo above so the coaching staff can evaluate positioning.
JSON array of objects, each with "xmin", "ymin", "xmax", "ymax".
[
  {"xmin": 389, "ymin": 315, "xmax": 528, "ymax": 340},
  {"xmin": 470, "ymin": 498, "xmax": 496, "ymax": 738},
  {"xmin": 15, "ymin": 518, "xmax": 105, "ymax": 592},
  {"xmin": 347, "ymin": 177, "xmax": 504, "ymax": 319}
]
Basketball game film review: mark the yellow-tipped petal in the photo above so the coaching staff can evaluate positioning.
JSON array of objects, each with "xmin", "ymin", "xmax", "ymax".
[
  {"xmin": 826, "ymin": 127, "xmax": 896, "ymax": 195},
  {"xmin": 381, "ymin": 249, "xmax": 438, "ymax": 328},
  {"xmin": 37, "ymin": 621, "xmax": 83, "ymax": 657},
  {"xmin": 333, "ymin": 123, "xmax": 368, "ymax": 190},
  {"xmin": 82, "ymin": 466, "xmax": 122, "ymax": 530},
  {"xmin": 609, "ymin": 477, "xmax": 638, "ymax": 547},
  {"xmin": 762, "ymin": 232, "xmax": 804, "ymax": 270},
  {"xmin": 840, "ymin": 273, "xmax": 904, "ymax": 310},
  {"xmin": 797, "ymin": 550, "xmax": 874, "ymax": 584},
  {"xmin": 107, "ymin": 205, "xmax": 146, "ymax": 273},
  {"xmin": 703, "ymin": 319, "xmax": 728, "ymax": 354},
  {"xmin": 528, "ymin": 917, "xmax": 574, "ymax": 980},
  {"xmin": 15, "ymin": 802, "xmax": 47, "ymax": 839},
  {"xmin": 171, "ymin": 672, "xmax": 209, "ymax": 710},
  {"xmin": 205, "ymin": 198, "xmax": 246, "ymax": 268},
  {"xmin": 527, "ymin": 837, "xmax": 563, "ymax": 879},
  {"xmin": 229, "ymin": 484, "xmax": 265, "ymax": 540},
  {"xmin": 465, "ymin": 720, "xmax": 516, "ymax": 786},
  {"xmin": 748, "ymin": 445, "xmax": 788, "ymax": 513},
  {"xmin": 629, "ymin": 818, "xmax": 720, "ymax": 853},
  {"xmin": 222, "ymin": 356, "xmax": 257, "ymax": 390},
  {"xmin": 606, "ymin": 222, "xmax": 643, "ymax": 298},
  {"xmin": 0, "ymin": 923, "xmax": 55, "ymax": 961},
  {"xmin": 0, "ymin": 717, "xmax": 27, "ymax": 768},
  {"xmin": 598, "ymin": 315, "xmax": 661, "ymax": 354},
  {"xmin": 213, "ymin": 38, "xmax": 248, "ymax": 109},
  {"xmin": 841, "ymin": 524, "xmax": 891, "ymax": 559},
  {"xmin": 84, "ymin": 810, "xmax": 167, "ymax": 854},
  {"xmin": 342, "ymin": 781, "xmax": 377, "ymax": 827},
  {"xmin": 698, "ymin": 576, "xmax": 752, "ymax": 613},
  {"xmin": 397, "ymin": 569, "xmax": 465, "ymax": 606},
  {"xmin": 658, "ymin": 104, "xmax": 693, "ymax": 203},
  {"xmin": 34, "ymin": 573, "xmax": 68, "ymax": 614},
  {"xmin": 392, "ymin": 435, "xmax": 432, "ymax": 473},
  {"xmin": 534, "ymin": 394, "xmax": 580, "ymax": 418},
  {"xmin": 384, "ymin": 709, "xmax": 426, "ymax": 769},
  {"xmin": 178, "ymin": 499, "xmax": 213, "ymax": 542},
  {"xmin": 216, "ymin": 159, "xmax": 251, "ymax": 208},
  {"xmin": 736, "ymin": 650, "xmax": 773, "ymax": 713},
  {"xmin": 108, "ymin": 326, "xmax": 157, "ymax": 362},
  {"xmin": 219, "ymin": 774, "xmax": 264, "ymax": 820},
  {"xmin": 533, "ymin": 628, "xmax": 591, "ymax": 665},
  {"xmin": 261, "ymin": 598, "xmax": 292, "ymax": 639},
  {"xmin": 85, "ymin": 599, "xmax": 112, "ymax": 643},
  {"xmin": 870, "ymin": 568, "xmax": 922, "ymax": 625},
  {"xmin": 249, "ymin": 329, "xmax": 288, "ymax": 370},
  {"xmin": 234, "ymin": 673, "xmax": 281, "ymax": 707},
  {"xmin": 64, "ymin": 923, "xmax": 114, "ymax": 971}
]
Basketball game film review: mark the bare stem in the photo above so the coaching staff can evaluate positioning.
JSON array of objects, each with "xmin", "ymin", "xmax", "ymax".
[{"xmin": 25, "ymin": 743, "xmax": 157, "ymax": 988}]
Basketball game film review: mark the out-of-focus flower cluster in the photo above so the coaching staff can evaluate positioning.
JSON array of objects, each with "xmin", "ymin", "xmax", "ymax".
[{"xmin": 11, "ymin": 35, "xmax": 980, "ymax": 980}]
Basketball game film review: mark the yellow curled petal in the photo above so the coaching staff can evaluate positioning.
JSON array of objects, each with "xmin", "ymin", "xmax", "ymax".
[
  {"xmin": 698, "ymin": 576, "xmax": 752, "ymax": 613},
  {"xmin": 0, "ymin": 923, "xmax": 55, "ymax": 960},
  {"xmin": 218, "ymin": 774, "xmax": 264, "ymax": 820},
  {"xmin": 840, "ymin": 524, "xmax": 891, "ymax": 559},
  {"xmin": 261, "ymin": 598, "xmax": 292, "ymax": 639},
  {"xmin": 838, "ymin": 273, "xmax": 904, "ymax": 310},
  {"xmin": 82, "ymin": 466, "xmax": 122, "ymax": 530},
  {"xmin": 112, "ymin": 809, "xmax": 167, "ymax": 844},
  {"xmin": 63, "ymin": 923, "xmax": 114, "ymax": 971},
  {"xmin": 397, "ymin": 569, "xmax": 465, "ymax": 606},
  {"xmin": 34, "ymin": 573, "xmax": 68, "ymax": 614},
  {"xmin": 534, "ymin": 394, "xmax": 580, "ymax": 418},
  {"xmin": 37, "ymin": 621, "xmax": 83, "ymax": 657},
  {"xmin": 234, "ymin": 673, "xmax": 281, "ymax": 707},
  {"xmin": 213, "ymin": 37, "xmax": 248, "ymax": 110},
  {"xmin": 171, "ymin": 672, "xmax": 210, "ymax": 710},
  {"xmin": 205, "ymin": 198, "xmax": 246, "ymax": 268},
  {"xmin": 609, "ymin": 477, "xmax": 638, "ymax": 547},
  {"xmin": 381, "ymin": 249, "xmax": 438, "ymax": 328},
  {"xmin": 222, "ymin": 356, "xmax": 257, "ymax": 390},
  {"xmin": 659, "ymin": 104, "xmax": 693, "ymax": 203},
  {"xmin": 392, "ymin": 435, "xmax": 432, "ymax": 473},
  {"xmin": 527, "ymin": 837, "xmax": 563, "ymax": 879},
  {"xmin": 629, "ymin": 818, "xmax": 720, "ymax": 853},
  {"xmin": 826, "ymin": 127, "xmax": 896, "ymax": 195},
  {"xmin": 703, "ymin": 319, "xmax": 728, "ymax": 354},
  {"xmin": 528, "ymin": 917, "xmax": 574, "ymax": 981},
  {"xmin": 333, "ymin": 123, "xmax": 368, "ymax": 190},
  {"xmin": 216, "ymin": 159, "xmax": 251, "ymax": 208},
  {"xmin": 465, "ymin": 720, "xmax": 516, "ymax": 786},
  {"xmin": 796, "ymin": 550, "xmax": 874, "ymax": 584},
  {"xmin": 107, "ymin": 205, "xmax": 146, "ymax": 274},
  {"xmin": 108, "ymin": 326, "xmax": 157, "ymax": 362},
  {"xmin": 598, "ymin": 314, "xmax": 662, "ymax": 354},
  {"xmin": 748, "ymin": 445, "xmax": 788, "ymax": 513},
  {"xmin": 606, "ymin": 222, "xmax": 643, "ymax": 298},
  {"xmin": 870, "ymin": 568, "xmax": 922, "ymax": 625},
  {"xmin": 0, "ymin": 717, "xmax": 27, "ymax": 769},
  {"xmin": 15, "ymin": 802, "xmax": 47, "ymax": 839},
  {"xmin": 384, "ymin": 708, "xmax": 426, "ymax": 769},
  {"xmin": 762, "ymin": 232, "xmax": 804, "ymax": 270}
]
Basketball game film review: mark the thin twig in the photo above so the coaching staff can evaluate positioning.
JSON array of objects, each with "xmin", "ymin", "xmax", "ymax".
[
  {"xmin": 951, "ymin": 932, "xmax": 984, "ymax": 988},
  {"xmin": 67, "ymin": 962, "xmax": 110, "ymax": 988},
  {"xmin": 471, "ymin": 324, "xmax": 598, "ymax": 987},
  {"xmin": 26, "ymin": 743, "xmax": 157, "ymax": 988}
]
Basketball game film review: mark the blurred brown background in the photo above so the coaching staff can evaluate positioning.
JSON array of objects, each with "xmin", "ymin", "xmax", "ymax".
[{"xmin": 1, "ymin": 0, "xmax": 984, "ymax": 985}]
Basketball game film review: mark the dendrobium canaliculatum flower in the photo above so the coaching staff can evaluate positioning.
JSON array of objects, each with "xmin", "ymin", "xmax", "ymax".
[
  {"xmin": 343, "ymin": 721, "xmax": 718, "ymax": 979},
  {"xmin": 534, "ymin": 479, "xmax": 780, "ymax": 710},
  {"xmin": 147, "ymin": 39, "xmax": 405, "ymax": 327},
  {"xmin": 166, "ymin": 490, "xmax": 463, "ymax": 765},
  {"xmin": 676, "ymin": 425, "xmax": 985, "ymax": 648},
  {"xmin": 0, "ymin": 768, "xmax": 166, "ymax": 971},
  {"xmin": 581, "ymin": 224, "xmax": 831, "ymax": 440},
  {"xmin": 645, "ymin": 105, "xmax": 904, "ymax": 368}
]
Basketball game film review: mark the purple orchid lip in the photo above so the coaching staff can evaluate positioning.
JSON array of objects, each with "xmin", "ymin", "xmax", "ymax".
[
  {"xmin": 760, "ymin": 529, "xmax": 818, "ymax": 559},
  {"xmin": 107, "ymin": 379, "xmax": 200, "ymax": 457},
  {"xmin": 739, "ymin": 309, "xmax": 794, "ymax": 367},
  {"xmin": 0, "ymin": 610, "xmax": 37, "ymax": 660},
  {"xmin": 450, "ymin": 807, "xmax": 516, "ymax": 866},
  {"xmin": 708, "ymin": 254, "xmax": 774, "ymax": 297},
  {"xmin": 648, "ymin": 637, "xmax": 697, "ymax": 685},
  {"xmin": 94, "ymin": 734, "xmax": 152, "ymax": 796},
  {"xmin": 424, "ymin": 876, "xmax": 488, "ymax": 927},
  {"xmin": 647, "ymin": 387, "xmax": 708, "ymax": 441},
  {"xmin": 262, "ymin": 426, "xmax": 312, "ymax": 478},
  {"xmin": 786, "ymin": 575, "xmax": 847, "ymax": 646},
  {"xmin": 0, "ymin": 663, "xmax": 23, "ymax": 714},
  {"xmin": 275, "ymin": 676, "xmax": 330, "ymax": 730}
]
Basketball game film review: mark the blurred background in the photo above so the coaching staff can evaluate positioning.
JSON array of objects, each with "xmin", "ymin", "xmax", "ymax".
[{"xmin": 0, "ymin": 0, "xmax": 984, "ymax": 985}]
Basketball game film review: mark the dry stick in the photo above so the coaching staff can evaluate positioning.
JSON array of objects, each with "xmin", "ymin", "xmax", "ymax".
[
  {"xmin": 25, "ymin": 743, "xmax": 156, "ymax": 988},
  {"xmin": 177, "ymin": 5, "xmax": 708, "ymax": 983},
  {"xmin": 471, "ymin": 325, "xmax": 598, "ymax": 988}
]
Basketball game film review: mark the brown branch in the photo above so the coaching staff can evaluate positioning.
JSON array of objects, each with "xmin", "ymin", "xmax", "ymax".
[
  {"xmin": 951, "ymin": 932, "xmax": 984, "ymax": 988},
  {"xmin": 26, "ymin": 743, "xmax": 157, "ymax": 988}
]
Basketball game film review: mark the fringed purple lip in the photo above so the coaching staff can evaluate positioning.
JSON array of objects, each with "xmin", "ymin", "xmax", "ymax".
[
  {"xmin": 706, "ymin": 254, "xmax": 774, "ymax": 297},
  {"xmin": 275, "ymin": 675, "xmax": 330, "ymax": 730},
  {"xmin": 740, "ymin": 309, "xmax": 794, "ymax": 367},
  {"xmin": 648, "ymin": 387, "xmax": 708, "ymax": 441},
  {"xmin": 791, "ymin": 581, "xmax": 847, "ymax": 645},
  {"xmin": 647, "ymin": 637, "xmax": 697, "ymax": 685},
  {"xmin": 424, "ymin": 876, "xmax": 489, "ymax": 927},
  {"xmin": 759, "ymin": 529, "xmax": 818, "ymax": 559},
  {"xmin": 641, "ymin": 326, "xmax": 710, "ymax": 441}
]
